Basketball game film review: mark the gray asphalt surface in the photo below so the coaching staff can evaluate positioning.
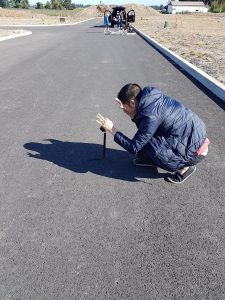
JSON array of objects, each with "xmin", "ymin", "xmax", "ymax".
[{"xmin": 0, "ymin": 19, "xmax": 225, "ymax": 300}]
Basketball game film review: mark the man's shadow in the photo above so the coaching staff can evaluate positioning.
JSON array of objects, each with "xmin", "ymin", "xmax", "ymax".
[{"xmin": 24, "ymin": 139, "xmax": 166, "ymax": 182}]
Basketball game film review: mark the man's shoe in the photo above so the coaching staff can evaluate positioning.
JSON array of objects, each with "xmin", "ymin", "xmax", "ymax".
[
  {"xmin": 167, "ymin": 166, "xmax": 196, "ymax": 184},
  {"xmin": 133, "ymin": 158, "xmax": 157, "ymax": 167}
]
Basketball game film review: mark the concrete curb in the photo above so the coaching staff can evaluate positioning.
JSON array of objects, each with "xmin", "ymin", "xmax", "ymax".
[
  {"xmin": 0, "ymin": 30, "xmax": 32, "ymax": 42},
  {"xmin": 0, "ymin": 17, "xmax": 97, "ymax": 28},
  {"xmin": 132, "ymin": 25, "xmax": 225, "ymax": 102}
]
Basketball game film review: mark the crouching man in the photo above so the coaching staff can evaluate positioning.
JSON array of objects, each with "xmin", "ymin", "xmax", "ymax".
[{"xmin": 96, "ymin": 84, "xmax": 209, "ymax": 184}]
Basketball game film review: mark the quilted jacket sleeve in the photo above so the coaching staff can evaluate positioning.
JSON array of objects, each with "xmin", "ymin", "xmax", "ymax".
[{"xmin": 114, "ymin": 115, "xmax": 160, "ymax": 154}]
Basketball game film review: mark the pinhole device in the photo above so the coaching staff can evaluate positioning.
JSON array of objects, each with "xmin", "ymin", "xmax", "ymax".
[{"xmin": 100, "ymin": 126, "xmax": 106, "ymax": 159}]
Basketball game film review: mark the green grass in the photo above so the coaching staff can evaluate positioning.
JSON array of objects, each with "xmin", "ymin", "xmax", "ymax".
[
  {"xmin": 29, "ymin": 8, "xmax": 84, "ymax": 17},
  {"xmin": 211, "ymin": 1, "xmax": 225, "ymax": 12}
]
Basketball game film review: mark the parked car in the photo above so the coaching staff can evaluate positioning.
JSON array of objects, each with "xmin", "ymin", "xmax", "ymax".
[{"xmin": 105, "ymin": 6, "xmax": 135, "ymax": 28}]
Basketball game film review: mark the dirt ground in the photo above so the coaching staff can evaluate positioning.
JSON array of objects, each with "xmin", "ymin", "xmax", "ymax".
[
  {"xmin": 0, "ymin": 7, "xmax": 98, "ymax": 26},
  {"xmin": 135, "ymin": 13, "xmax": 225, "ymax": 85},
  {"xmin": 0, "ymin": 7, "xmax": 224, "ymax": 85},
  {"xmin": 0, "ymin": 28, "xmax": 27, "ymax": 37}
]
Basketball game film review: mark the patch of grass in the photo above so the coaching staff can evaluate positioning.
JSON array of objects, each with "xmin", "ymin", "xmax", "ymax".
[
  {"xmin": 180, "ymin": 52, "xmax": 188, "ymax": 57},
  {"xmin": 0, "ymin": 8, "xmax": 84, "ymax": 18},
  {"xmin": 75, "ymin": 8, "xmax": 84, "ymax": 12},
  {"xmin": 189, "ymin": 51, "xmax": 213, "ymax": 62},
  {"xmin": 29, "ymin": 8, "xmax": 83, "ymax": 17}
]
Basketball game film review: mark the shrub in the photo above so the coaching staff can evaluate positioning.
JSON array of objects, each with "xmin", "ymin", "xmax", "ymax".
[
  {"xmin": 211, "ymin": 0, "xmax": 225, "ymax": 12},
  {"xmin": 36, "ymin": 1, "xmax": 43, "ymax": 9},
  {"xmin": 44, "ymin": 1, "xmax": 51, "ymax": 9}
]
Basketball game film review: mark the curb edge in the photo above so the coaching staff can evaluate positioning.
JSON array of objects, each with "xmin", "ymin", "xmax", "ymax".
[
  {"xmin": 0, "ymin": 17, "xmax": 98, "ymax": 28},
  {"xmin": 0, "ymin": 30, "xmax": 32, "ymax": 42}
]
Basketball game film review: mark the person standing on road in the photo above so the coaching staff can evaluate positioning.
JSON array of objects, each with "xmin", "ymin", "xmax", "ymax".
[
  {"xmin": 118, "ymin": 12, "xmax": 123, "ymax": 30},
  {"xmin": 96, "ymin": 83, "xmax": 210, "ymax": 184},
  {"xmin": 104, "ymin": 13, "xmax": 110, "ymax": 34}
]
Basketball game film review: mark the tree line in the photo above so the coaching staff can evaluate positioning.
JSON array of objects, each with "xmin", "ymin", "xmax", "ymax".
[{"xmin": 0, "ymin": 0, "xmax": 90, "ymax": 9}]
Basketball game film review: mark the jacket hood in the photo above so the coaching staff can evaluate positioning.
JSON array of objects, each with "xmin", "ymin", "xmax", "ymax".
[{"xmin": 137, "ymin": 87, "xmax": 162, "ymax": 112}]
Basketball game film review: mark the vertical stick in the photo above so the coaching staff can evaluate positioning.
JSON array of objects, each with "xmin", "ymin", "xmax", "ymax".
[
  {"xmin": 103, "ymin": 132, "xmax": 106, "ymax": 159},
  {"xmin": 100, "ymin": 126, "xmax": 106, "ymax": 159}
]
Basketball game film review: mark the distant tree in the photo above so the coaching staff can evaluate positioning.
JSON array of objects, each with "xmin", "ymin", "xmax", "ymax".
[
  {"xmin": 36, "ymin": 1, "xmax": 43, "ymax": 8},
  {"xmin": 51, "ymin": 0, "xmax": 62, "ymax": 9},
  {"xmin": 44, "ymin": 0, "xmax": 51, "ymax": 8},
  {"xmin": 150, "ymin": 5, "xmax": 159, "ymax": 10},
  {"xmin": 11, "ymin": 0, "xmax": 21, "ymax": 8},
  {"xmin": 203, "ymin": 0, "xmax": 211, "ymax": 5},
  {"xmin": 75, "ymin": 3, "xmax": 90, "ymax": 8},
  {"xmin": 11, "ymin": 0, "xmax": 29, "ymax": 8},
  {"xmin": 20, "ymin": 0, "xmax": 29, "ymax": 8},
  {"xmin": 0, "ymin": 0, "xmax": 9, "ymax": 8},
  {"xmin": 62, "ymin": 0, "xmax": 72, "ymax": 9},
  {"xmin": 0, "ymin": 0, "xmax": 9, "ymax": 7},
  {"xmin": 211, "ymin": 0, "xmax": 225, "ymax": 11}
]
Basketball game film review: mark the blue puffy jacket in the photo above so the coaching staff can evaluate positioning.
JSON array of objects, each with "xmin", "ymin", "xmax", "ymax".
[{"xmin": 114, "ymin": 86, "xmax": 207, "ymax": 171}]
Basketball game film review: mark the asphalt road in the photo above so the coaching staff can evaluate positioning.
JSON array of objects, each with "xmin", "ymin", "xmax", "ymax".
[{"xmin": 0, "ymin": 19, "xmax": 225, "ymax": 300}]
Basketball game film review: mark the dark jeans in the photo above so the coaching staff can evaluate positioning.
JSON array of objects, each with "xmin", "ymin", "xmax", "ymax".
[
  {"xmin": 187, "ymin": 154, "xmax": 206, "ymax": 166},
  {"xmin": 137, "ymin": 148, "xmax": 153, "ymax": 162},
  {"xmin": 137, "ymin": 147, "xmax": 206, "ymax": 170}
]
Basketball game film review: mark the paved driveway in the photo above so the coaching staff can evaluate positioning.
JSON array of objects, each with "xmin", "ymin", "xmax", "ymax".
[{"xmin": 0, "ymin": 19, "xmax": 225, "ymax": 299}]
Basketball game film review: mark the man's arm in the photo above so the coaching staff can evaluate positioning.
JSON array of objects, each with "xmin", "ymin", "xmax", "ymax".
[
  {"xmin": 114, "ymin": 115, "xmax": 160, "ymax": 154},
  {"xmin": 97, "ymin": 113, "xmax": 160, "ymax": 154}
]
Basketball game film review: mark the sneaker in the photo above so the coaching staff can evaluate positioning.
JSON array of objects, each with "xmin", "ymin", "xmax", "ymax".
[
  {"xmin": 167, "ymin": 166, "xmax": 196, "ymax": 184},
  {"xmin": 133, "ymin": 158, "xmax": 157, "ymax": 167}
]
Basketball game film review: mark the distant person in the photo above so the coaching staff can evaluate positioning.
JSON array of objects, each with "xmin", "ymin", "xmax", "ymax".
[
  {"xmin": 96, "ymin": 84, "xmax": 210, "ymax": 184},
  {"xmin": 118, "ymin": 12, "xmax": 123, "ymax": 30},
  {"xmin": 126, "ymin": 23, "xmax": 134, "ymax": 33},
  {"xmin": 104, "ymin": 13, "xmax": 109, "ymax": 33}
]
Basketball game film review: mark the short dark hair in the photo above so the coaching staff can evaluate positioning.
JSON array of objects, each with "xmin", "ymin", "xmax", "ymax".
[{"xmin": 117, "ymin": 83, "xmax": 142, "ymax": 104}]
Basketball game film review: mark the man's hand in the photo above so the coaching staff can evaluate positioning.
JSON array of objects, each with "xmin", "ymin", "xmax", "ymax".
[{"xmin": 96, "ymin": 114, "xmax": 117, "ymax": 135}]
